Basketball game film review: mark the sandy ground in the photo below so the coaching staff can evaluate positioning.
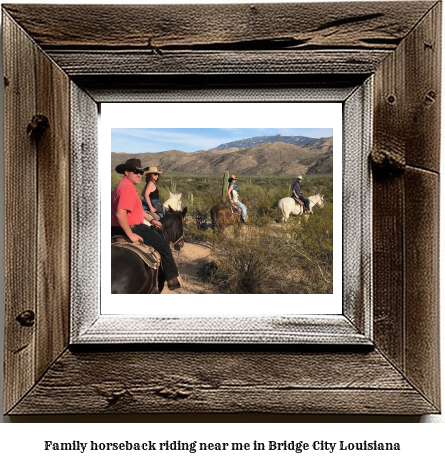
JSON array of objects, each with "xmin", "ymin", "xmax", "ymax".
[{"xmin": 163, "ymin": 241, "xmax": 217, "ymax": 294}]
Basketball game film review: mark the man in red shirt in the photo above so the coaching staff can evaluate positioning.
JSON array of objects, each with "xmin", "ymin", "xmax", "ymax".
[{"xmin": 111, "ymin": 158, "xmax": 183, "ymax": 290}]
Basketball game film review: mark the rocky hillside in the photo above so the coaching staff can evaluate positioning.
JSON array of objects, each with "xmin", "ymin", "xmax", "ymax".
[
  {"xmin": 210, "ymin": 134, "xmax": 317, "ymax": 151},
  {"xmin": 112, "ymin": 136, "xmax": 333, "ymax": 175}
]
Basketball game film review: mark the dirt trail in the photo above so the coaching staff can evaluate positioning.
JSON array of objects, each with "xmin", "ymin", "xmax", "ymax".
[
  {"xmin": 163, "ymin": 241, "xmax": 216, "ymax": 294},
  {"xmin": 164, "ymin": 223, "xmax": 281, "ymax": 294}
]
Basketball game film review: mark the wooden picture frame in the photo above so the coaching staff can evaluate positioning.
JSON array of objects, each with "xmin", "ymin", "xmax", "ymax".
[{"xmin": 2, "ymin": 2, "xmax": 440, "ymax": 415}]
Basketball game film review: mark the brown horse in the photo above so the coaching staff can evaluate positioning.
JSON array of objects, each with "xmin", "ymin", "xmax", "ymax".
[{"xmin": 210, "ymin": 199, "xmax": 250, "ymax": 230}]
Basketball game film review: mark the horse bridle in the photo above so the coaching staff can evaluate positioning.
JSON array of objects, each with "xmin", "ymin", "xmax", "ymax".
[{"xmin": 173, "ymin": 216, "xmax": 186, "ymax": 246}]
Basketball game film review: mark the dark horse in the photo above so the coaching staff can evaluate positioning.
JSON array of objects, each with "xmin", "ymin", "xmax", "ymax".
[
  {"xmin": 111, "ymin": 207, "xmax": 187, "ymax": 294},
  {"xmin": 210, "ymin": 199, "xmax": 250, "ymax": 230}
]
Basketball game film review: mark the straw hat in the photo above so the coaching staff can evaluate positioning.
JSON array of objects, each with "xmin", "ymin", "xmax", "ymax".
[{"xmin": 146, "ymin": 167, "xmax": 163, "ymax": 175}]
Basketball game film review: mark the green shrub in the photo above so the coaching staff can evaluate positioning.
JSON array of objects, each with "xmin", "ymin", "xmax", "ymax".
[
  {"xmin": 111, "ymin": 172, "xmax": 334, "ymax": 293},
  {"xmin": 202, "ymin": 223, "xmax": 333, "ymax": 294}
]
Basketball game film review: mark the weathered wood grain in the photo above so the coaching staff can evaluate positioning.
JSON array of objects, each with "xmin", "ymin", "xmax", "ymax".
[
  {"xmin": 342, "ymin": 81, "xmax": 373, "ymax": 336},
  {"xmin": 34, "ymin": 43, "xmax": 71, "ymax": 380},
  {"xmin": 371, "ymin": 2, "xmax": 441, "ymax": 412},
  {"xmin": 372, "ymin": 35, "xmax": 406, "ymax": 369},
  {"xmin": 404, "ymin": 168, "xmax": 440, "ymax": 408},
  {"xmin": 74, "ymin": 74, "xmax": 365, "ymax": 103},
  {"xmin": 8, "ymin": 349, "xmax": 438, "ymax": 415},
  {"xmin": 372, "ymin": 175, "xmax": 405, "ymax": 368},
  {"xmin": 3, "ymin": 13, "xmax": 38, "ymax": 414},
  {"xmin": 3, "ymin": 11, "xmax": 71, "ymax": 413},
  {"xmin": 372, "ymin": 2, "xmax": 441, "ymax": 172},
  {"xmin": 2, "ymin": 2, "xmax": 435, "ymax": 50},
  {"xmin": 404, "ymin": 2, "xmax": 441, "ymax": 172},
  {"xmin": 70, "ymin": 83, "xmax": 100, "ymax": 337},
  {"xmin": 47, "ymin": 50, "xmax": 391, "ymax": 76}
]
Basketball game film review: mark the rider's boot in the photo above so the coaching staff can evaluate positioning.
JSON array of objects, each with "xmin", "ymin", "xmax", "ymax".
[{"xmin": 167, "ymin": 275, "xmax": 185, "ymax": 290}]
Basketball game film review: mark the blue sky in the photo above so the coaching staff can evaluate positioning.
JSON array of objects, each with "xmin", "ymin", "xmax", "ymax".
[{"xmin": 111, "ymin": 128, "xmax": 333, "ymax": 153}]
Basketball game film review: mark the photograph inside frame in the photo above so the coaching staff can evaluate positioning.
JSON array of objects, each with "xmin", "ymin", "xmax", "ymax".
[{"xmin": 101, "ymin": 103, "xmax": 343, "ymax": 316}]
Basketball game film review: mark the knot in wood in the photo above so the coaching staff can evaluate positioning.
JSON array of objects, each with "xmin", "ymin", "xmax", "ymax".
[
  {"xmin": 27, "ymin": 115, "xmax": 49, "ymax": 140},
  {"xmin": 370, "ymin": 149, "xmax": 405, "ymax": 175},
  {"xmin": 16, "ymin": 310, "xmax": 35, "ymax": 327}
]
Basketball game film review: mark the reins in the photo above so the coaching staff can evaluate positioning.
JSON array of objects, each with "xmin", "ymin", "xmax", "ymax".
[{"xmin": 173, "ymin": 216, "xmax": 186, "ymax": 245}]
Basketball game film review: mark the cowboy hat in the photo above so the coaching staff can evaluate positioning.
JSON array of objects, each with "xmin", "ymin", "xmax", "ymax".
[
  {"xmin": 145, "ymin": 167, "xmax": 163, "ymax": 175},
  {"xmin": 296, "ymin": 175, "xmax": 303, "ymax": 180},
  {"xmin": 115, "ymin": 158, "xmax": 149, "ymax": 174}
]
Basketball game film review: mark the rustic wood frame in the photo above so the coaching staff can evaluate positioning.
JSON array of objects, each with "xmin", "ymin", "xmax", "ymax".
[
  {"xmin": 72, "ymin": 86, "xmax": 371, "ymax": 346},
  {"xmin": 2, "ymin": 2, "xmax": 441, "ymax": 415}
]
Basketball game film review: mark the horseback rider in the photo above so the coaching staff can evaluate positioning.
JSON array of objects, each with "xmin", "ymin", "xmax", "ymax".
[
  {"xmin": 141, "ymin": 167, "xmax": 165, "ymax": 219},
  {"xmin": 111, "ymin": 158, "xmax": 184, "ymax": 290},
  {"xmin": 291, "ymin": 175, "xmax": 310, "ymax": 211},
  {"xmin": 228, "ymin": 175, "xmax": 248, "ymax": 224}
]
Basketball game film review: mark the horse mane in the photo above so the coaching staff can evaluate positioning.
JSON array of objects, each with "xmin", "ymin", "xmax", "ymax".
[
  {"xmin": 159, "ymin": 209, "xmax": 180, "ymax": 242},
  {"xmin": 158, "ymin": 207, "xmax": 187, "ymax": 244}
]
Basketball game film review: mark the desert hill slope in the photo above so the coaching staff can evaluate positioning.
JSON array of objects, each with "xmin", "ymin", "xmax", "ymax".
[{"xmin": 111, "ymin": 136, "xmax": 333, "ymax": 175}]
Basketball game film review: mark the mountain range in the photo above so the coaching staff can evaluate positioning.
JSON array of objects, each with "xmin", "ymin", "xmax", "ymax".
[
  {"xmin": 111, "ymin": 135, "xmax": 333, "ymax": 176},
  {"xmin": 210, "ymin": 134, "xmax": 318, "ymax": 151}
]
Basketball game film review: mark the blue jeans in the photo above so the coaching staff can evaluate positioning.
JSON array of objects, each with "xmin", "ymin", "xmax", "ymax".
[
  {"xmin": 292, "ymin": 194, "xmax": 309, "ymax": 210},
  {"xmin": 299, "ymin": 195, "xmax": 310, "ymax": 210},
  {"xmin": 235, "ymin": 201, "xmax": 248, "ymax": 220},
  {"xmin": 142, "ymin": 198, "xmax": 165, "ymax": 217}
]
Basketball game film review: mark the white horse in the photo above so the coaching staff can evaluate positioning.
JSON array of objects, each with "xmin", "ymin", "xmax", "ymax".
[
  {"xmin": 277, "ymin": 194, "xmax": 324, "ymax": 224},
  {"xmin": 163, "ymin": 192, "xmax": 182, "ymax": 211},
  {"xmin": 143, "ymin": 192, "xmax": 182, "ymax": 226}
]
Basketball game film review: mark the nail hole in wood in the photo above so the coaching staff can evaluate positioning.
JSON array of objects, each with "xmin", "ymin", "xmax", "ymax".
[{"xmin": 425, "ymin": 90, "xmax": 436, "ymax": 105}]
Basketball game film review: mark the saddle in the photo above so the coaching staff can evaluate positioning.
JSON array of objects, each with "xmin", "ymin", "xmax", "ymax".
[
  {"xmin": 292, "ymin": 196, "xmax": 310, "ymax": 214},
  {"xmin": 225, "ymin": 201, "xmax": 242, "ymax": 215},
  {"xmin": 111, "ymin": 236, "xmax": 161, "ymax": 270},
  {"xmin": 292, "ymin": 196, "xmax": 303, "ymax": 206}
]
